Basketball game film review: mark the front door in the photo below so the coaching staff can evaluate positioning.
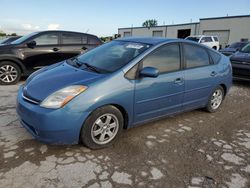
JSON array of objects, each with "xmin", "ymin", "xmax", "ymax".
[
  {"xmin": 134, "ymin": 43, "xmax": 185, "ymax": 123},
  {"xmin": 23, "ymin": 33, "xmax": 61, "ymax": 70}
]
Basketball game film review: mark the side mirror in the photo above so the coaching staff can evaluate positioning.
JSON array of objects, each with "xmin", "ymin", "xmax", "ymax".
[
  {"xmin": 140, "ymin": 67, "xmax": 159, "ymax": 78},
  {"xmin": 26, "ymin": 40, "xmax": 36, "ymax": 48}
]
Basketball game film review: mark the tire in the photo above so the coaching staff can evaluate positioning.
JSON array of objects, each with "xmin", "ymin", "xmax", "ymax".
[
  {"xmin": 212, "ymin": 46, "xmax": 217, "ymax": 50},
  {"xmin": 205, "ymin": 86, "xmax": 224, "ymax": 113},
  {"xmin": 80, "ymin": 105, "xmax": 124, "ymax": 149},
  {"xmin": 0, "ymin": 61, "xmax": 21, "ymax": 85}
]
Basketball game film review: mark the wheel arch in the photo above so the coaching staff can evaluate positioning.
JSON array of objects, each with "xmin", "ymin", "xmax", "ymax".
[
  {"xmin": 220, "ymin": 83, "xmax": 227, "ymax": 96},
  {"xmin": 0, "ymin": 57, "xmax": 26, "ymax": 73}
]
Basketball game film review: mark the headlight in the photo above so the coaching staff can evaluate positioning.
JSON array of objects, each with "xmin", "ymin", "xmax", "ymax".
[{"xmin": 40, "ymin": 85, "xmax": 87, "ymax": 109}]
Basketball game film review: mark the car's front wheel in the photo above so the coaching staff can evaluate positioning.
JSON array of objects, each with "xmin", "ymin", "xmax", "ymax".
[
  {"xmin": 0, "ymin": 61, "xmax": 21, "ymax": 85},
  {"xmin": 205, "ymin": 86, "xmax": 224, "ymax": 113},
  {"xmin": 80, "ymin": 105, "xmax": 124, "ymax": 149}
]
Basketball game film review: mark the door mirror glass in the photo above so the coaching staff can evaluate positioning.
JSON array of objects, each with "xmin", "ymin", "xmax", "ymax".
[
  {"xmin": 26, "ymin": 40, "xmax": 36, "ymax": 48},
  {"xmin": 140, "ymin": 67, "xmax": 159, "ymax": 78}
]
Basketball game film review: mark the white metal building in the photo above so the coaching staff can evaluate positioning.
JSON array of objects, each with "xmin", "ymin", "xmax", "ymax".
[{"xmin": 118, "ymin": 15, "xmax": 250, "ymax": 48}]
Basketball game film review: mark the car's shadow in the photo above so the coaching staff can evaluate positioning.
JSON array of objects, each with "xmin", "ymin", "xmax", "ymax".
[{"xmin": 233, "ymin": 80, "xmax": 250, "ymax": 88}]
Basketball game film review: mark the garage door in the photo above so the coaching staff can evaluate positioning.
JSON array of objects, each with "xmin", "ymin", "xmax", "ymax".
[{"xmin": 203, "ymin": 30, "xmax": 230, "ymax": 48}]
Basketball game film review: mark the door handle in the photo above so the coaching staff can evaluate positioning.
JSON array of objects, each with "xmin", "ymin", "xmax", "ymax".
[
  {"xmin": 52, "ymin": 47, "xmax": 59, "ymax": 52},
  {"xmin": 174, "ymin": 77, "xmax": 184, "ymax": 84},
  {"xmin": 210, "ymin": 71, "xmax": 217, "ymax": 77}
]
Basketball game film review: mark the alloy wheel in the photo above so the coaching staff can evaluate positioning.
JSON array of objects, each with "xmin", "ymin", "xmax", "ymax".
[
  {"xmin": 0, "ymin": 65, "xmax": 18, "ymax": 83},
  {"xmin": 91, "ymin": 114, "xmax": 119, "ymax": 145},
  {"xmin": 211, "ymin": 89, "xmax": 223, "ymax": 110}
]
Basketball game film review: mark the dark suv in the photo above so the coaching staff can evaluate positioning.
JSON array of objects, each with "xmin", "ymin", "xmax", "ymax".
[
  {"xmin": 230, "ymin": 42, "xmax": 250, "ymax": 81},
  {"xmin": 0, "ymin": 30, "xmax": 102, "ymax": 85}
]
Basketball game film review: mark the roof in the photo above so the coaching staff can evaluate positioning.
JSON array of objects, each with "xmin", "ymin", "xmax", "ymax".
[
  {"xmin": 200, "ymin": 15, "xmax": 250, "ymax": 20},
  {"xmin": 36, "ymin": 30, "xmax": 98, "ymax": 37},
  {"xmin": 118, "ymin": 22, "xmax": 199, "ymax": 30},
  {"xmin": 116, "ymin": 37, "xmax": 175, "ymax": 45}
]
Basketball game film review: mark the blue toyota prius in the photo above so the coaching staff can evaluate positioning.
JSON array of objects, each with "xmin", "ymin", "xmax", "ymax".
[{"xmin": 16, "ymin": 37, "xmax": 232, "ymax": 149}]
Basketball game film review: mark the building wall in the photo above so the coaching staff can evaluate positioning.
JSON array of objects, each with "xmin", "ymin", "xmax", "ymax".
[
  {"xmin": 199, "ymin": 17, "xmax": 250, "ymax": 44},
  {"xmin": 118, "ymin": 24, "xmax": 199, "ymax": 38},
  {"xmin": 118, "ymin": 15, "xmax": 250, "ymax": 47}
]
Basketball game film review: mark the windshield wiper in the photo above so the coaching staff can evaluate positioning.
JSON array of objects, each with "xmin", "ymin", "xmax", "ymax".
[
  {"xmin": 71, "ymin": 57, "xmax": 82, "ymax": 67},
  {"xmin": 69, "ymin": 57, "xmax": 101, "ymax": 73},
  {"xmin": 81, "ymin": 62, "xmax": 101, "ymax": 73}
]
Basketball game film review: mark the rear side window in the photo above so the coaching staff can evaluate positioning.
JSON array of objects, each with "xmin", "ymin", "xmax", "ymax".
[
  {"xmin": 183, "ymin": 44, "xmax": 210, "ymax": 68},
  {"xmin": 88, "ymin": 36, "xmax": 101, "ymax": 45},
  {"xmin": 62, "ymin": 33, "xmax": 81, "ymax": 44},
  {"xmin": 209, "ymin": 50, "xmax": 221, "ymax": 64},
  {"xmin": 213, "ymin": 37, "xmax": 219, "ymax": 42},
  {"xmin": 202, "ymin": 37, "xmax": 213, "ymax": 42},
  {"xmin": 143, "ymin": 44, "xmax": 181, "ymax": 74},
  {"xmin": 34, "ymin": 34, "xmax": 59, "ymax": 45}
]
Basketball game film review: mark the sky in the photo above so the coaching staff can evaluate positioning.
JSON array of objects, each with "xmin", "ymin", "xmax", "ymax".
[{"xmin": 0, "ymin": 0, "xmax": 249, "ymax": 37}]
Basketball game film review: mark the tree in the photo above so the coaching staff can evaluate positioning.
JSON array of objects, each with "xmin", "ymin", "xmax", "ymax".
[
  {"xmin": 10, "ymin": 33, "xmax": 17, "ymax": 36},
  {"xmin": 142, "ymin": 19, "xmax": 158, "ymax": 27},
  {"xmin": 0, "ymin": 31, "xmax": 6, "ymax": 37}
]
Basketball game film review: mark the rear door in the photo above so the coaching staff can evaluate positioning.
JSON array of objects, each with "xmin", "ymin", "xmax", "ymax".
[
  {"xmin": 134, "ymin": 43, "xmax": 185, "ymax": 123},
  {"xmin": 59, "ymin": 32, "xmax": 88, "ymax": 60},
  {"xmin": 23, "ymin": 32, "xmax": 61, "ymax": 70},
  {"xmin": 182, "ymin": 43, "xmax": 218, "ymax": 110}
]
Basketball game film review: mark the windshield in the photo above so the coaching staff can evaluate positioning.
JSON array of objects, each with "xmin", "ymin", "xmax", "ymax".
[
  {"xmin": 240, "ymin": 43, "xmax": 250, "ymax": 53},
  {"xmin": 0, "ymin": 38, "xmax": 10, "ymax": 44},
  {"xmin": 70, "ymin": 40, "xmax": 151, "ymax": 73},
  {"xmin": 11, "ymin": 32, "xmax": 38, "ymax": 44},
  {"xmin": 186, "ymin": 37, "xmax": 200, "ymax": 42}
]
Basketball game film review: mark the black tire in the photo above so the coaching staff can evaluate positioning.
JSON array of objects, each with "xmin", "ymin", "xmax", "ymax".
[
  {"xmin": 212, "ymin": 46, "xmax": 217, "ymax": 50},
  {"xmin": 205, "ymin": 86, "xmax": 224, "ymax": 113},
  {"xmin": 80, "ymin": 105, "xmax": 124, "ymax": 149},
  {"xmin": 0, "ymin": 61, "xmax": 21, "ymax": 85}
]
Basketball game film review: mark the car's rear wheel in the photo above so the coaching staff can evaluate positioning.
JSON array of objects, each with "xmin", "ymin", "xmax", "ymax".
[
  {"xmin": 80, "ymin": 105, "xmax": 123, "ymax": 149},
  {"xmin": 0, "ymin": 61, "xmax": 21, "ymax": 85},
  {"xmin": 205, "ymin": 86, "xmax": 224, "ymax": 113}
]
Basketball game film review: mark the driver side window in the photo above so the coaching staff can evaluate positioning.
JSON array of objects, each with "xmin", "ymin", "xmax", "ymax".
[
  {"xmin": 33, "ymin": 34, "xmax": 59, "ymax": 46},
  {"xmin": 142, "ymin": 44, "xmax": 181, "ymax": 74}
]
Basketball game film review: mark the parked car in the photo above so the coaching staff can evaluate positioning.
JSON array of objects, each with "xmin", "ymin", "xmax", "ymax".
[
  {"xmin": 230, "ymin": 42, "xmax": 250, "ymax": 81},
  {"xmin": 0, "ymin": 30, "xmax": 102, "ymax": 85},
  {"xmin": 220, "ymin": 42, "xmax": 247, "ymax": 56},
  {"xmin": 185, "ymin": 35, "xmax": 220, "ymax": 50},
  {"xmin": 0, "ymin": 36, "xmax": 21, "ymax": 45},
  {"xmin": 16, "ymin": 37, "xmax": 232, "ymax": 149}
]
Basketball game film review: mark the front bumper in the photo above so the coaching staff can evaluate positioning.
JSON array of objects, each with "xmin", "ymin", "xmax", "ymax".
[
  {"xmin": 16, "ymin": 86, "xmax": 89, "ymax": 144},
  {"xmin": 231, "ymin": 61, "xmax": 250, "ymax": 81}
]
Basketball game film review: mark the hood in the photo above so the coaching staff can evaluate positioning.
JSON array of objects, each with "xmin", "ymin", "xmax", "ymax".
[
  {"xmin": 230, "ymin": 51, "xmax": 250, "ymax": 63},
  {"xmin": 23, "ymin": 61, "xmax": 105, "ymax": 102},
  {"xmin": 220, "ymin": 47, "xmax": 237, "ymax": 53},
  {"xmin": 0, "ymin": 43, "xmax": 16, "ymax": 49}
]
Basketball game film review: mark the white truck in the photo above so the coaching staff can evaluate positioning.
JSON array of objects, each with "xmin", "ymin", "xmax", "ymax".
[{"xmin": 185, "ymin": 35, "xmax": 220, "ymax": 50}]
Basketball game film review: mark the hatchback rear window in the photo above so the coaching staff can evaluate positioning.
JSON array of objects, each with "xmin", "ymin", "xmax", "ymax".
[
  {"xmin": 88, "ymin": 36, "xmax": 101, "ymax": 45},
  {"xmin": 209, "ymin": 50, "xmax": 221, "ymax": 64}
]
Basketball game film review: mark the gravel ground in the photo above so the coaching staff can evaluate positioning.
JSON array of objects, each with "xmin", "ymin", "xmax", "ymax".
[{"xmin": 0, "ymin": 81, "xmax": 249, "ymax": 188}]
